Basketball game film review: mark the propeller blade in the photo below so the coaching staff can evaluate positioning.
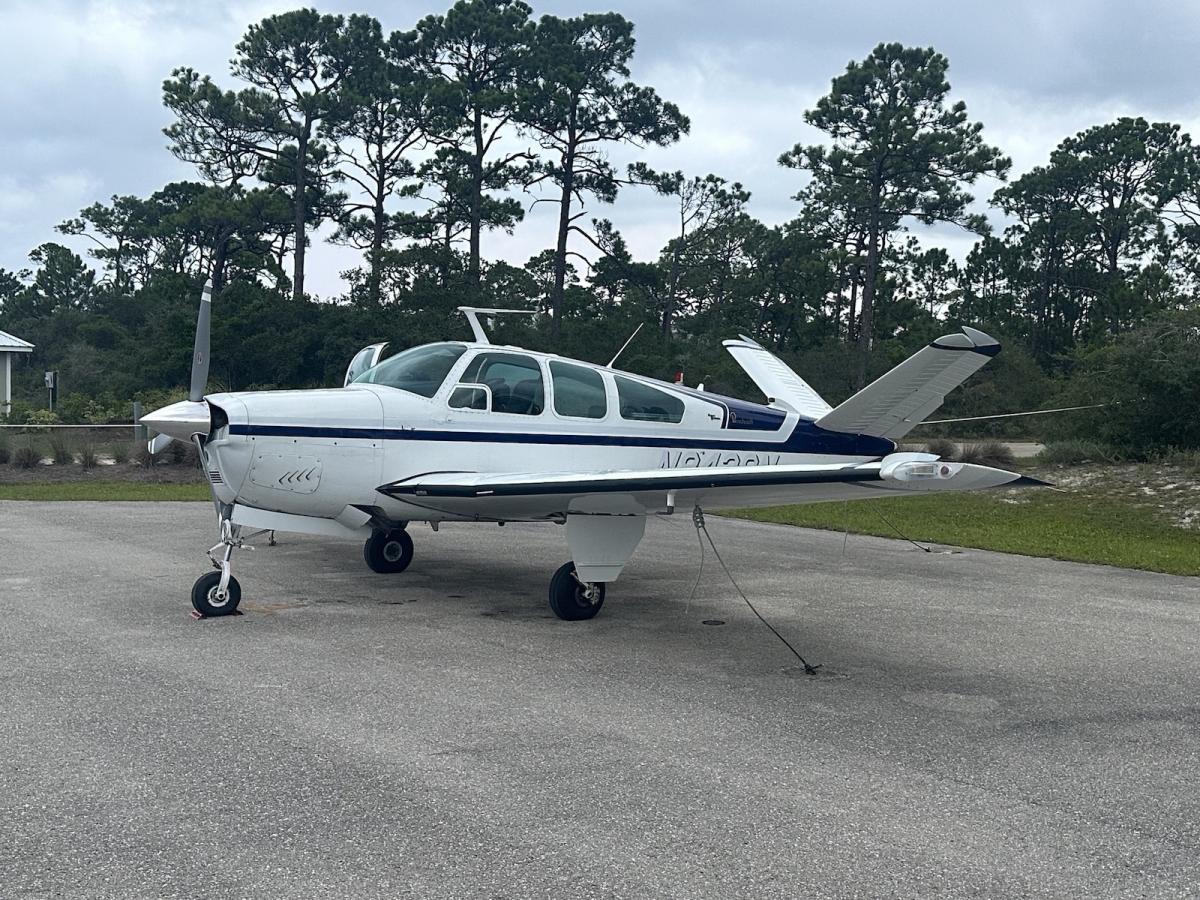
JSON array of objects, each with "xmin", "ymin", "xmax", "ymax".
[
  {"xmin": 148, "ymin": 433, "xmax": 174, "ymax": 455},
  {"xmin": 188, "ymin": 279, "xmax": 213, "ymax": 403}
]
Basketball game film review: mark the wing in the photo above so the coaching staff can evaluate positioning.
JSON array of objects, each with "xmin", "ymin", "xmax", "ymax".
[{"xmin": 377, "ymin": 455, "xmax": 1044, "ymax": 521}]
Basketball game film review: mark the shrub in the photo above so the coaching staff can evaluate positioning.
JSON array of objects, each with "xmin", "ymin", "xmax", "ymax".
[
  {"xmin": 1046, "ymin": 308, "xmax": 1200, "ymax": 453},
  {"xmin": 1151, "ymin": 448, "xmax": 1200, "ymax": 472},
  {"xmin": 959, "ymin": 440, "xmax": 1016, "ymax": 468},
  {"xmin": 13, "ymin": 444, "xmax": 39, "ymax": 468},
  {"xmin": 111, "ymin": 443, "xmax": 130, "ymax": 465},
  {"xmin": 26, "ymin": 409, "xmax": 61, "ymax": 427},
  {"xmin": 0, "ymin": 435, "xmax": 9, "ymax": 465},
  {"xmin": 79, "ymin": 442, "xmax": 98, "ymax": 470},
  {"xmin": 181, "ymin": 442, "xmax": 201, "ymax": 468},
  {"xmin": 1036, "ymin": 440, "xmax": 1123, "ymax": 466},
  {"xmin": 167, "ymin": 440, "xmax": 188, "ymax": 464},
  {"xmin": 134, "ymin": 442, "xmax": 156, "ymax": 469},
  {"xmin": 47, "ymin": 432, "xmax": 74, "ymax": 465},
  {"xmin": 925, "ymin": 438, "xmax": 959, "ymax": 460}
]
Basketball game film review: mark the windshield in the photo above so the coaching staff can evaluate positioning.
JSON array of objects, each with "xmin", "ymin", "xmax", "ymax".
[{"xmin": 352, "ymin": 343, "xmax": 467, "ymax": 397}]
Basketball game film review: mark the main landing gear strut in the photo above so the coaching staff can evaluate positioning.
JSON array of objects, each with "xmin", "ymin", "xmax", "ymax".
[{"xmin": 191, "ymin": 518, "xmax": 248, "ymax": 617}]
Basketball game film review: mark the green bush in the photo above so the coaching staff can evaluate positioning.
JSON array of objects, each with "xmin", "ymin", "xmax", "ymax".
[
  {"xmin": 111, "ymin": 443, "xmax": 131, "ymax": 465},
  {"xmin": 1152, "ymin": 448, "xmax": 1200, "ymax": 471},
  {"xmin": 47, "ymin": 432, "xmax": 73, "ymax": 465},
  {"xmin": 925, "ymin": 438, "xmax": 958, "ymax": 460},
  {"xmin": 0, "ymin": 436, "xmax": 9, "ymax": 465},
  {"xmin": 134, "ymin": 442, "xmax": 156, "ymax": 469},
  {"xmin": 1047, "ymin": 308, "xmax": 1200, "ymax": 453},
  {"xmin": 26, "ymin": 409, "xmax": 61, "ymax": 427},
  {"xmin": 1036, "ymin": 440, "xmax": 1124, "ymax": 466},
  {"xmin": 79, "ymin": 442, "xmax": 98, "ymax": 470},
  {"xmin": 13, "ymin": 443, "xmax": 40, "ymax": 468},
  {"xmin": 959, "ymin": 440, "xmax": 1016, "ymax": 468}
]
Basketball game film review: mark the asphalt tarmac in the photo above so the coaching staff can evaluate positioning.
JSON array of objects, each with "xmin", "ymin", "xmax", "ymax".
[{"xmin": 1, "ymin": 501, "xmax": 1197, "ymax": 899}]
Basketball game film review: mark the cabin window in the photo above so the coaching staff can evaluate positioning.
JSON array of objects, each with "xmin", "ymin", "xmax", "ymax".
[
  {"xmin": 615, "ymin": 375, "xmax": 685, "ymax": 424},
  {"xmin": 352, "ymin": 342, "xmax": 466, "ymax": 398},
  {"xmin": 550, "ymin": 361, "xmax": 607, "ymax": 419},
  {"xmin": 448, "ymin": 385, "xmax": 489, "ymax": 411},
  {"xmin": 457, "ymin": 352, "xmax": 544, "ymax": 415}
]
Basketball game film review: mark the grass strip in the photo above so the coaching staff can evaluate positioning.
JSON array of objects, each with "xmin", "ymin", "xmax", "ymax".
[
  {"xmin": 0, "ymin": 482, "xmax": 210, "ymax": 502},
  {"xmin": 728, "ymin": 490, "xmax": 1200, "ymax": 577}
]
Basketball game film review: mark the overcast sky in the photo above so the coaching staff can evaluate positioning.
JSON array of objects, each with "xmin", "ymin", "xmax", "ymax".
[{"xmin": 4, "ymin": 0, "xmax": 1200, "ymax": 298}]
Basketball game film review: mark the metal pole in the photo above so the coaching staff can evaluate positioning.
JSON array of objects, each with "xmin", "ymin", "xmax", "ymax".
[{"xmin": 133, "ymin": 401, "xmax": 147, "ymax": 444}]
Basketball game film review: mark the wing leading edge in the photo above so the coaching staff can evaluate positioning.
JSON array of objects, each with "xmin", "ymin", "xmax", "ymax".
[{"xmin": 377, "ymin": 454, "xmax": 1046, "ymax": 521}]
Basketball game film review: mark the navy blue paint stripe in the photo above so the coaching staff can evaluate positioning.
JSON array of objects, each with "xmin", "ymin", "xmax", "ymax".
[{"xmin": 230, "ymin": 423, "xmax": 801, "ymax": 453}]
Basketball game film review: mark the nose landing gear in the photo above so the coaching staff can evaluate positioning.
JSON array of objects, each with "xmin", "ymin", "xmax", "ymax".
[{"xmin": 191, "ymin": 518, "xmax": 249, "ymax": 617}]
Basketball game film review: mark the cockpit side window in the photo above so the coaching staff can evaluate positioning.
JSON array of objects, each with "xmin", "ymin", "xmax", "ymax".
[
  {"xmin": 550, "ymin": 361, "xmax": 607, "ymax": 419},
  {"xmin": 455, "ymin": 352, "xmax": 544, "ymax": 415},
  {"xmin": 352, "ymin": 343, "xmax": 466, "ymax": 397},
  {"xmin": 615, "ymin": 375, "xmax": 685, "ymax": 423}
]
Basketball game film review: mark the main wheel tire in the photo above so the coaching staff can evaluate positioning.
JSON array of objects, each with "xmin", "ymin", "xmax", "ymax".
[
  {"xmin": 548, "ymin": 561, "xmax": 605, "ymax": 621},
  {"xmin": 191, "ymin": 571, "xmax": 242, "ymax": 617},
  {"xmin": 364, "ymin": 529, "xmax": 414, "ymax": 574}
]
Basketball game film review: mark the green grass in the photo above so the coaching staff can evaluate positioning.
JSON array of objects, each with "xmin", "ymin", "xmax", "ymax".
[
  {"xmin": 3, "ymin": 479, "xmax": 1197, "ymax": 576},
  {"xmin": 0, "ymin": 482, "xmax": 210, "ymax": 502},
  {"xmin": 728, "ymin": 491, "xmax": 1200, "ymax": 576}
]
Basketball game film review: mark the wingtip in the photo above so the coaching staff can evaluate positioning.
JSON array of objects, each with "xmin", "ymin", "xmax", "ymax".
[
  {"xmin": 962, "ymin": 326, "xmax": 1001, "ymax": 357},
  {"xmin": 1010, "ymin": 474, "xmax": 1054, "ymax": 488}
]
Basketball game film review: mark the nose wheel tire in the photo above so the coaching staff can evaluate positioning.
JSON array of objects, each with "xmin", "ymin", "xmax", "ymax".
[
  {"xmin": 364, "ymin": 528, "xmax": 414, "ymax": 574},
  {"xmin": 191, "ymin": 571, "xmax": 242, "ymax": 617},
  {"xmin": 548, "ymin": 561, "xmax": 605, "ymax": 621}
]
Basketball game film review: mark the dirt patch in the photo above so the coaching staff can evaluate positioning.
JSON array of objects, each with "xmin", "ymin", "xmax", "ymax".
[{"xmin": 1025, "ymin": 462, "xmax": 1200, "ymax": 531}]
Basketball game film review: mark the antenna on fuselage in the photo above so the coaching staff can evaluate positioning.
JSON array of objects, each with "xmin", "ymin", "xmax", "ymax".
[
  {"xmin": 457, "ymin": 307, "xmax": 539, "ymax": 345},
  {"xmin": 606, "ymin": 322, "xmax": 644, "ymax": 369}
]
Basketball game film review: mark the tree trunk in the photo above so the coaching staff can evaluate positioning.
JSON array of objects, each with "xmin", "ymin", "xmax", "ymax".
[
  {"xmin": 292, "ymin": 131, "xmax": 309, "ymax": 303},
  {"xmin": 211, "ymin": 228, "xmax": 233, "ymax": 293},
  {"xmin": 370, "ymin": 182, "xmax": 385, "ymax": 307},
  {"xmin": 855, "ymin": 216, "xmax": 881, "ymax": 391},
  {"xmin": 468, "ymin": 108, "xmax": 484, "ymax": 297},
  {"xmin": 662, "ymin": 215, "xmax": 685, "ymax": 337},
  {"xmin": 550, "ymin": 139, "xmax": 576, "ymax": 340}
]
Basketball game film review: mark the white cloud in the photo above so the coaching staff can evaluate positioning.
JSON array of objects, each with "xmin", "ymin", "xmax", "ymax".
[{"xmin": 5, "ymin": 0, "xmax": 1200, "ymax": 294}]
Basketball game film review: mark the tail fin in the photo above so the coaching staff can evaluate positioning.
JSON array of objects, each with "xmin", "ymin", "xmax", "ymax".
[
  {"xmin": 816, "ymin": 327, "xmax": 1000, "ymax": 440},
  {"xmin": 723, "ymin": 335, "xmax": 832, "ymax": 419}
]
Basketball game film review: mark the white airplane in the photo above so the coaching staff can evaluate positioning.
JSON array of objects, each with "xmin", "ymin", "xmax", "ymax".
[{"xmin": 143, "ymin": 282, "xmax": 1045, "ymax": 620}]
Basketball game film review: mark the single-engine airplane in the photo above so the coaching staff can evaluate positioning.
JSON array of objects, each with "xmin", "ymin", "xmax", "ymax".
[{"xmin": 143, "ymin": 282, "xmax": 1045, "ymax": 620}]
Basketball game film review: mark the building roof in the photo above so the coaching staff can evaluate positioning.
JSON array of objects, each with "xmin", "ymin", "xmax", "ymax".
[{"xmin": 0, "ymin": 329, "xmax": 33, "ymax": 352}]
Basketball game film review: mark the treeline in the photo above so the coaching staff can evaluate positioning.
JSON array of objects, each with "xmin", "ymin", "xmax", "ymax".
[{"xmin": 1, "ymin": 1, "xmax": 1197, "ymax": 452}]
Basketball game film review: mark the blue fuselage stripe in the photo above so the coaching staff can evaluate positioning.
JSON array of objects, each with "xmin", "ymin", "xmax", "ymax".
[{"xmin": 228, "ymin": 423, "xmax": 894, "ymax": 456}]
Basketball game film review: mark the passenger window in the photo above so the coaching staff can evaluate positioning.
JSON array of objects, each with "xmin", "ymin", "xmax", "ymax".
[
  {"xmin": 550, "ymin": 362, "xmax": 607, "ymax": 419},
  {"xmin": 456, "ymin": 352, "xmax": 544, "ymax": 415},
  {"xmin": 615, "ymin": 375, "xmax": 685, "ymax": 423}
]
